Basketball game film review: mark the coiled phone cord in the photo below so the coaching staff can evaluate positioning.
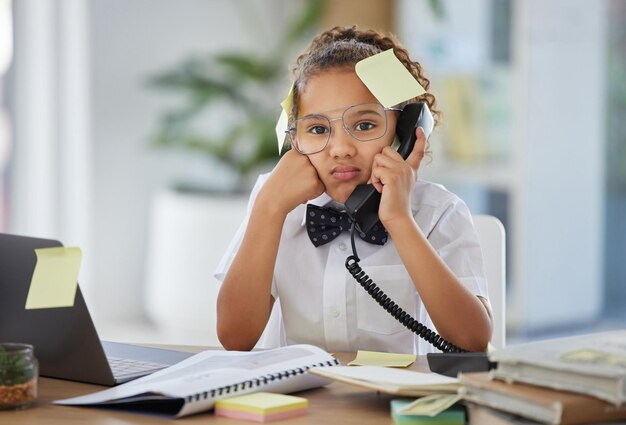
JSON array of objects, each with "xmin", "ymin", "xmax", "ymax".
[{"xmin": 345, "ymin": 222, "xmax": 467, "ymax": 353}]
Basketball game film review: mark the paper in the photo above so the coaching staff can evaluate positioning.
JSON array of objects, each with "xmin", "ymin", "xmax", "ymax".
[
  {"xmin": 313, "ymin": 365, "xmax": 458, "ymax": 389},
  {"xmin": 490, "ymin": 330, "xmax": 626, "ymax": 405},
  {"xmin": 25, "ymin": 247, "xmax": 82, "ymax": 310},
  {"xmin": 276, "ymin": 85, "xmax": 294, "ymax": 154},
  {"xmin": 348, "ymin": 350, "xmax": 416, "ymax": 367},
  {"xmin": 275, "ymin": 109, "xmax": 289, "ymax": 155},
  {"xmin": 399, "ymin": 394, "xmax": 462, "ymax": 416},
  {"xmin": 355, "ymin": 49, "xmax": 426, "ymax": 108},
  {"xmin": 391, "ymin": 399, "xmax": 466, "ymax": 423}
]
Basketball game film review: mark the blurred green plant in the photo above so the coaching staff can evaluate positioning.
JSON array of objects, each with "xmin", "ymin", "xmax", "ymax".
[
  {"xmin": 148, "ymin": 0, "xmax": 325, "ymax": 190},
  {"xmin": 428, "ymin": 0, "xmax": 445, "ymax": 20},
  {"xmin": 0, "ymin": 346, "xmax": 34, "ymax": 386}
]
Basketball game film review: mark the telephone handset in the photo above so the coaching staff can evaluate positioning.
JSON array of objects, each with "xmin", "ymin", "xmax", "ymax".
[
  {"xmin": 345, "ymin": 102, "xmax": 434, "ymax": 233},
  {"xmin": 342, "ymin": 102, "xmax": 469, "ymax": 354}
]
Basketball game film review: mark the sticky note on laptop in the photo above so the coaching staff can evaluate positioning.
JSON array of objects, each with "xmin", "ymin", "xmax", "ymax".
[
  {"xmin": 355, "ymin": 48, "xmax": 426, "ymax": 108},
  {"xmin": 348, "ymin": 350, "xmax": 416, "ymax": 367},
  {"xmin": 25, "ymin": 247, "xmax": 82, "ymax": 310},
  {"xmin": 215, "ymin": 392, "xmax": 308, "ymax": 422}
]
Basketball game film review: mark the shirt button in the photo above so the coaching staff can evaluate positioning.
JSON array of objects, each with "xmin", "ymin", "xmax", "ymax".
[
  {"xmin": 330, "ymin": 307, "xmax": 340, "ymax": 318},
  {"xmin": 338, "ymin": 242, "xmax": 347, "ymax": 251}
]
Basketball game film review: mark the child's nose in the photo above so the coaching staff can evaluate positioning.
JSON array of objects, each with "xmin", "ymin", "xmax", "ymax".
[{"xmin": 328, "ymin": 120, "xmax": 357, "ymax": 158}]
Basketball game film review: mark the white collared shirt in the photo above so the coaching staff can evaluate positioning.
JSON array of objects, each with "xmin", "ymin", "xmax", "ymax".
[{"xmin": 215, "ymin": 173, "xmax": 489, "ymax": 354}]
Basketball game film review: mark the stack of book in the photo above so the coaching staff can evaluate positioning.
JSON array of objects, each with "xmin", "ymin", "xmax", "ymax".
[{"xmin": 459, "ymin": 329, "xmax": 626, "ymax": 424}]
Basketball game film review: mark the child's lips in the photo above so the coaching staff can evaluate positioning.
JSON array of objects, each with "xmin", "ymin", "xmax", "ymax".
[{"xmin": 331, "ymin": 166, "xmax": 360, "ymax": 181}]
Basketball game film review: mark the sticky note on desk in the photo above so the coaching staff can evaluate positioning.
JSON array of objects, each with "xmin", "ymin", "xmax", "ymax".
[
  {"xmin": 348, "ymin": 350, "xmax": 416, "ymax": 367},
  {"xmin": 391, "ymin": 399, "xmax": 465, "ymax": 424},
  {"xmin": 215, "ymin": 392, "xmax": 308, "ymax": 422},
  {"xmin": 355, "ymin": 49, "xmax": 426, "ymax": 108},
  {"xmin": 25, "ymin": 247, "xmax": 82, "ymax": 310},
  {"xmin": 399, "ymin": 394, "xmax": 462, "ymax": 416}
]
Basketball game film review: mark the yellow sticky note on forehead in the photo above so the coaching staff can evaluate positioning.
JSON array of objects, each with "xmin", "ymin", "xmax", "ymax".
[
  {"xmin": 355, "ymin": 49, "xmax": 426, "ymax": 108},
  {"xmin": 276, "ymin": 85, "xmax": 294, "ymax": 154},
  {"xmin": 281, "ymin": 85, "xmax": 293, "ymax": 116}
]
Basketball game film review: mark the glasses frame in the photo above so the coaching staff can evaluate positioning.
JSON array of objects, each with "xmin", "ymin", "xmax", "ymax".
[{"xmin": 286, "ymin": 102, "xmax": 402, "ymax": 155}]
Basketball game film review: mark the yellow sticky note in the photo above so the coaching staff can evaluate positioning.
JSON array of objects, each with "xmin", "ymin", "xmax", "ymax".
[
  {"xmin": 276, "ymin": 85, "xmax": 294, "ymax": 155},
  {"xmin": 275, "ymin": 109, "xmax": 289, "ymax": 155},
  {"xmin": 561, "ymin": 348, "xmax": 626, "ymax": 367},
  {"xmin": 280, "ymin": 84, "xmax": 294, "ymax": 117},
  {"xmin": 215, "ymin": 392, "xmax": 307, "ymax": 414},
  {"xmin": 355, "ymin": 49, "xmax": 426, "ymax": 108},
  {"xmin": 25, "ymin": 247, "xmax": 82, "ymax": 310},
  {"xmin": 348, "ymin": 350, "xmax": 416, "ymax": 367}
]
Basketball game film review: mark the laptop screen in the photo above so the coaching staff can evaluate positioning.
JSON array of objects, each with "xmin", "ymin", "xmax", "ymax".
[{"xmin": 0, "ymin": 233, "xmax": 115, "ymax": 385}]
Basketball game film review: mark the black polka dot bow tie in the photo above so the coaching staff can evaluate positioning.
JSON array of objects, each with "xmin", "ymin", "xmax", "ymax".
[{"xmin": 305, "ymin": 204, "xmax": 388, "ymax": 247}]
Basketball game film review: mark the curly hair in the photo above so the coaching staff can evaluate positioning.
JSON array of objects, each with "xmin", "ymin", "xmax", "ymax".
[{"xmin": 289, "ymin": 26, "xmax": 441, "ymax": 128}]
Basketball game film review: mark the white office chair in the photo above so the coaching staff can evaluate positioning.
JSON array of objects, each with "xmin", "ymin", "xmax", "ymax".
[
  {"xmin": 472, "ymin": 214, "xmax": 507, "ymax": 349},
  {"xmin": 258, "ymin": 214, "xmax": 507, "ymax": 351}
]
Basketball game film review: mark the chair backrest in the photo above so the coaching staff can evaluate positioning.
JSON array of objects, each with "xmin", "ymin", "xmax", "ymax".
[{"xmin": 472, "ymin": 215, "xmax": 507, "ymax": 349}]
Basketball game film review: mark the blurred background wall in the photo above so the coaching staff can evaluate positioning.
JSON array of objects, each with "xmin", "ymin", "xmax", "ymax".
[{"xmin": 0, "ymin": 0, "xmax": 624, "ymax": 346}]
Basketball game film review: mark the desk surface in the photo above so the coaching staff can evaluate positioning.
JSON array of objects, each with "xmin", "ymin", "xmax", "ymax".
[{"xmin": 0, "ymin": 346, "xmax": 431, "ymax": 424}]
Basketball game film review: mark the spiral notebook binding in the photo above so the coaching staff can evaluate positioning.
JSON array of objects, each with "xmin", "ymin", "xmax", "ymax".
[{"xmin": 185, "ymin": 358, "xmax": 339, "ymax": 403}]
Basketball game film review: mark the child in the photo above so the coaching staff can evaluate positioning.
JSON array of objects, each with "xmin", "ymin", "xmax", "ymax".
[{"xmin": 215, "ymin": 26, "xmax": 492, "ymax": 354}]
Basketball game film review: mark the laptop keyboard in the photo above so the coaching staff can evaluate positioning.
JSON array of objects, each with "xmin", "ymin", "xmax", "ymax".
[{"xmin": 108, "ymin": 356, "xmax": 169, "ymax": 378}]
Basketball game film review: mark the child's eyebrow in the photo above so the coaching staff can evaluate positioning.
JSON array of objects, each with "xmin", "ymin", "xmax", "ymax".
[
  {"xmin": 299, "ymin": 103, "xmax": 384, "ymax": 119},
  {"xmin": 299, "ymin": 105, "xmax": 350, "ymax": 119},
  {"xmin": 351, "ymin": 109, "xmax": 384, "ymax": 117}
]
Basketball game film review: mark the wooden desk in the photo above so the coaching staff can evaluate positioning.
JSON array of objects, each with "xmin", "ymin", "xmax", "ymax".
[{"xmin": 0, "ymin": 347, "xmax": 431, "ymax": 424}]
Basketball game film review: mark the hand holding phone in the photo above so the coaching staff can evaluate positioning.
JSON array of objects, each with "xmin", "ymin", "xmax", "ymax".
[
  {"xmin": 343, "ymin": 102, "xmax": 466, "ymax": 353},
  {"xmin": 345, "ymin": 102, "xmax": 434, "ymax": 233}
]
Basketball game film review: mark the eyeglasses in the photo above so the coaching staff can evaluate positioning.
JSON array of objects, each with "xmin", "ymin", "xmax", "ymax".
[{"xmin": 287, "ymin": 102, "xmax": 401, "ymax": 155}]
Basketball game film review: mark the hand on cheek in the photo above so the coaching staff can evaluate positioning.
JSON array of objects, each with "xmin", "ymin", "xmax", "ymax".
[
  {"xmin": 260, "ymin": 150, "xmax": 325, "ymax": 216},
  {"xmin": 370, "ymin": 127, "xmax": 426, "ymax": 227}
]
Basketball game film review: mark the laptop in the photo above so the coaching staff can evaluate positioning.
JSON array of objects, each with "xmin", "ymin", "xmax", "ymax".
[{"xmin": 0, "ymin": 232, "xmax": 194, "ymax": 385}]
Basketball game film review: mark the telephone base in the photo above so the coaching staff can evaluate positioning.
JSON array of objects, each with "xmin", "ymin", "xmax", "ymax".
[{"xmin": 426, "ymin": 352, "xmax": 496, "ymax": 377}]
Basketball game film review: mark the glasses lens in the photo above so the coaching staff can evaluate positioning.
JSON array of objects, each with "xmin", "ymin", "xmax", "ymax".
[
  {"xmin": 294, "ymin": 115, "xmax": 330, "ymax": 154},
  {"xmin": 343, "ymin": 103, "xmax": 388, "ymax": 141}
]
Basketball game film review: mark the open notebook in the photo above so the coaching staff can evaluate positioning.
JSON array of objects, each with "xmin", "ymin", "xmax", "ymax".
[{"xmin": 55, "ymin": 344, "xmax": 338, "ymax": 418}]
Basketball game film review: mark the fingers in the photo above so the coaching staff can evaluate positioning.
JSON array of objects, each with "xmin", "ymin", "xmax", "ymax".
[
  {"xmin": 369, "ymin": 127, "xmax": 427, "ymax": 194},
  {"xmin": 405, "ymin": 127, "xmax": 427, "ymax": 171},
  {"xmin": 371, "ymin": 178, "xmax": 384, "ymax": 193},
  {"xmin": 373, "ymin": 127, "xmax": 426, "ymax": 169},
  {"xmin": 370, "ymin": 152, "xmax": 405, "ymax": 193},
  {"xmin": 373, "ymin": 147, "xmax": 405, "ymax": 167}
]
